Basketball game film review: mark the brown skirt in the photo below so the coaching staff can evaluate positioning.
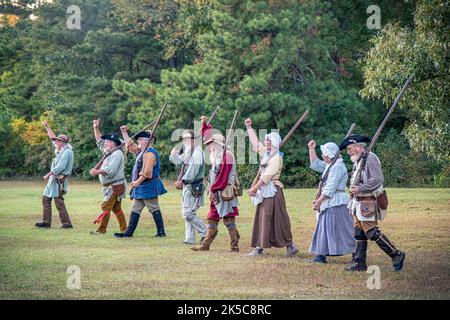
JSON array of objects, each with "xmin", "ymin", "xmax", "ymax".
[{"xmin": 251, "ymin": 186, "xmax": 293, "ymax": 248}]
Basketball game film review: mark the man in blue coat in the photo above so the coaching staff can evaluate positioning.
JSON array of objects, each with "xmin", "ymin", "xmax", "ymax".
[{"xmin": 114, "ymin": 126, "xmax": 167, "ymax": 238}]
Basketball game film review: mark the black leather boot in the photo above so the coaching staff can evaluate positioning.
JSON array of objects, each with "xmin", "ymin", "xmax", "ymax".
[
  {"xmin": 345, "ymin": 227, "xmax": 368, "ymax": 272},
  {"xmin": 152, "ymin": 210, "xmax": 166, "ymax": 237},
  {"xmin": 375, "ymin": 233, "xmax": 406, "ymax": 272},
  {"xmin": 114, "ymin": 212, "xmax": 140, "ymax": 238}
]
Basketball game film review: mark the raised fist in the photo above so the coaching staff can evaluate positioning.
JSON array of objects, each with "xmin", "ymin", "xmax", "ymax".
[
  {"xmin": 42, "ymin": 120, "xmax": 49, "ymax": 127},
  {"xmin": 120, "ymin": 125, "xmax": 128, "ymax": 132},
  {"xmin": 308, "ymin": 140, "xmax": 316, "ymax": 149},
  {"xmin": 200, "ymin": 116, "xmax": 208, "ymax": 124},
  {"xmin": 244, "ymin": 118, "xmax": 252, "ymax": 127},
  {"xmin": 93, "ymin": 118, "xmax": 100, "ymax": 129}
]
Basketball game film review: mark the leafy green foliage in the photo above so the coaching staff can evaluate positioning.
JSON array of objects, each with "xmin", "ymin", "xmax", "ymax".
[{"xmin": 0, "ymin": 0, "xmax": 447, "ymax": 186}]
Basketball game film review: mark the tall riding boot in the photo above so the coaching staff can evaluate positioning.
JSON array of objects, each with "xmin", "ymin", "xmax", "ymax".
[
  {"xmin": 114, "ymin": 209, "xmax": 128, "ymax": 233},
  {"xmin": 345, "ymin": 227, "xmax": 368, "ymax": 271},
  {"xmin": 224, "ymin": 217, "xmax": 240, "ymax": 252},
  {"xmin": 152, "ymin": 210, "xmax": 166, "ymax": 237},
  {"xmin": 36, "ymin": 196, "xmax": 52, "ymax": 228},
  {"xmin": 54, "ymin": 196, "xmax": 73, "ymax": 228},
  {"xmin": 114, "ymin": 212, "xmax": 140, "ymax": 238},
  {"xmin": 375, "ymin": 233, "xmax": 406, "ymax": 272},
  {"xmin": 345, "ymin": 240, "xmax": 368, "ymax": 271},
  {"xmin": 191, "ymin": 220, "xmax": 218, "ymax": 251}
]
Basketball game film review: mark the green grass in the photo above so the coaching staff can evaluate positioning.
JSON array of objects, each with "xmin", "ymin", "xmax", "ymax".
[{"xmin": 0, "ymin": 181, "xmax": 449, "ymax": 299}]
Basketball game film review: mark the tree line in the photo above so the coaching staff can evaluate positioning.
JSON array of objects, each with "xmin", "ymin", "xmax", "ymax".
[{"xmin": 0, "ymin": 0, "xmax": 448, "ymax": 187}]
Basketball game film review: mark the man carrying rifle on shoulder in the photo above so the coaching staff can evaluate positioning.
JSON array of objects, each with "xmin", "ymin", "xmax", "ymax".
[
  {"xmin": 190, "ymin": 114, "xmax": 241, "ymax": 252},
  {"xmin": 341, "ymin": 135, "xmax": 405, "ymax": 272},
  {"xmin": 114, "ymin": 126, "xmax": 167, "ymax": 238},
  {"xmin": 89, "ymin": 119, "xmax": 127, "ymax": 235},
  {"xmin": 169, "ymin": 129, "xmax": 208, "ymax": 245}
]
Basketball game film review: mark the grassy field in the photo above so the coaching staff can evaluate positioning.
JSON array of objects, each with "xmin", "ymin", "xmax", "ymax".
[{"xmin": 0, "ymin": 181, "xmax": 449, "ymax": 299}]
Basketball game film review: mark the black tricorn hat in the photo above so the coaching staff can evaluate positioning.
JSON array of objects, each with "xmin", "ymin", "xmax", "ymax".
[
  {"xmin": 101, "ymin": 133, "xmax": 122, "ymax": 146},
  {"xmin": 134, "ymin": 131, "xmax": 153, "ymax": 140},
  {"xmin": 339, "ymin": 134, "xmax": 371, "ymax": 150}
]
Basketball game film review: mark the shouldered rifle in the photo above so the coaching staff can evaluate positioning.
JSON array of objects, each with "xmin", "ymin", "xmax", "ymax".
[
  {"xmin": 207, "ymin": 102, "xmax": 222, "ymax": 126},
  {"xmin": 94, "ymin": 143, "xmax": 125, "ymax": 170},
  {"xmin": 314, "ymin": 123, "xmax": 356, "ymax": 200},
  {"xmin": 175, "ymin": 103, "xmax": 223, "ymax": 182},
  {"xmin": 138, "ymin": 101, "xmax": 168, "ymax": 165},
  {"xmin": 129, "ymin": 120, "xmax": 156, "ymax": 140},
  {"xmin": 224, "ymin": 110, "xmax": 239, "ymax": 149},
  {"xmin": 352, "ymin": 75, "xmax": 413, "ymax": 187},
  {"xmin": 250, "ymin": 110, "xmax": 309, "ymax": 189}
]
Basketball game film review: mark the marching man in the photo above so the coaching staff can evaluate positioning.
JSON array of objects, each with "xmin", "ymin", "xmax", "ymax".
[
  {"xmin": 35, "ymin": 121, "xmax": 74, "ymax": 229},
  {"xmin": 89, "ymin": 119, "xmax": 127, "ymax": 235},
  {"xmin": 114, "ymin": 126, "xmax": 167, "ymax": 238},
  {"xmin": 191, "ymin": 116, "xmax": 240, "ymax": 252},
  {"xmin": 169, "ymin": 129, "xmax": 208, "ymax": 245},
  {"xmin": 341, "ymin": 135, "xmax": 405, "ymax": 272}
]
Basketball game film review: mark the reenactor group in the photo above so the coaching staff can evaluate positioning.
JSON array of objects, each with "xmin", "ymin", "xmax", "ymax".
[{"xmin": 34, "ymin": 106, "xmax": 406, "ymax": 272}]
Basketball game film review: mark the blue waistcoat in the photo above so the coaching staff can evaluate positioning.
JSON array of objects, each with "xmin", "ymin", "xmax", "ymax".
[{"xmin": 131, "ymin": 147, "xmax": 167, "ymax": 200}]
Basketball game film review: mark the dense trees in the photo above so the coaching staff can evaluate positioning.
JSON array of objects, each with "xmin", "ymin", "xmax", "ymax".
[{"xmin": 0, "ymin": 0, "xmax": 448, "ymax": 186}]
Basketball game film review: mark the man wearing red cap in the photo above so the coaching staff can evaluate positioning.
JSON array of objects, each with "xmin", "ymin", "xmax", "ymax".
[
  {"xmin": 35, "ymin": 121, "xmax": 74, "ymax": 229},
  {"xmin": 191, "ymin": 116, "xmax": 240, "ymax": 252}
]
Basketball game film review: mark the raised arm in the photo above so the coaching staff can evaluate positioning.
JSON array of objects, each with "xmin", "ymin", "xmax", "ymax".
[
  {"xmin": 120, "ymin": 125, "xmax": 139, "ymax": 155},
  {"xmin": 42, "ymin": 121, "xmax": 56, "ymax": 140},
  {"xmin": 308, "ymin": 140, "xmax": 318, "ymax": 163},
  {"xmin": 308, "ymin": 140, "xmax": 326, "ymax": 173},
  {"xmin": 244, "ymin": 118, "xmax": 259, "ymax": 152},
  {"xmin": 200, "ymin": 115, "xmax": 213, "ymax": 141},
  {"xmin": 119, "ymin": 125, "xmax": 131, "ymax": 144},
  {"xmin": 92, "ymin": 118, "xmax": 102, "ymax": 142}
]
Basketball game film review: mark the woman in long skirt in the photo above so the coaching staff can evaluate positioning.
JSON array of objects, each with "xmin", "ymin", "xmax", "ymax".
[
  {"xmin": 245, "ymin": 118, "xmax": 299, "ymax": 257},
  {"xmin": 308, "ymin": 140, "xmax": 356, "ymax": 263}
]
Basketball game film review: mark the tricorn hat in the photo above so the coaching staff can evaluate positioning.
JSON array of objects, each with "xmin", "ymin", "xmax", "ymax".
[
  {"xmin": 134, "ymin": 131, "xmax": 152, "ymax": 140},
  {"xmin": 101, "ymin": 133, "xmax": 122, "ymax": 146},
  {"xmin": 339, "ymin": 134, "xmax": 371, "ymax": 150}
]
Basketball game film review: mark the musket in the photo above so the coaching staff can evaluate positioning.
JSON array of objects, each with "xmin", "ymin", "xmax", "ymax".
[
  {"xmin": 175, "ymin": 103, "xmax": 223, "ymax": 182},
  {"xmin": 129, "ymin": 120, "xmax": 156, "ymax": 140},
  {"xmin": 137, "ymin": 101, "xmax": 168, "ymax": 166},
  {"xmin": 250, "ymin": 110, "xmax": 309, "ymax": 189},
  {"xmin": 314, "ymin": 123, "xmax": 356, "ymax": 201},
  {"xmin": 93, "ymin": 143, "xmax": 124, "ymax": 170},
  {"xmin": 207, "ymin": 102, "xmax": 222, "ymax": 126},
  {"xmin": 279, "ymin": 110, "xmax": 310, "ymax": 150},
  {"xmin": 224, "ymin": 110, "xmax": 239, "ymax": 148},
  {"xmin": 352, "ymin": 75, "xmax": 413, "ymax": 187}
]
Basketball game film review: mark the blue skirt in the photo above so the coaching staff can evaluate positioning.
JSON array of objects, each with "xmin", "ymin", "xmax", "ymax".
[{"xmin": 309, "ymin": 205, "xmax": 356, "ymax": 256}]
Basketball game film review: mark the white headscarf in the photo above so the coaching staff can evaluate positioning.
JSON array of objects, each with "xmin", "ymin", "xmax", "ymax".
[
  {"xmin": 320, "ymin": 142, "xmax": 339, "ymax": 159},
  {"xmin": 265, "ymin": 131, "xmax": 282, "ymax": 150}
]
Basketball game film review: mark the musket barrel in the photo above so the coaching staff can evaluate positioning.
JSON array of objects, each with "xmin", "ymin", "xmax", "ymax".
[
  {"xmin": 368, "ymin": 75, "xmax": 412, "ymax": 151},
  {"xmin": 280, "ymin": 110, "xmax": 309, "ymax": 148},
  {"xmin": 129, "ymin": 120, "xmax": 156, "ymax": 140},
  {"xmin": 207, "ymin": 103, "xmax": 222, "ymax": 126}
]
